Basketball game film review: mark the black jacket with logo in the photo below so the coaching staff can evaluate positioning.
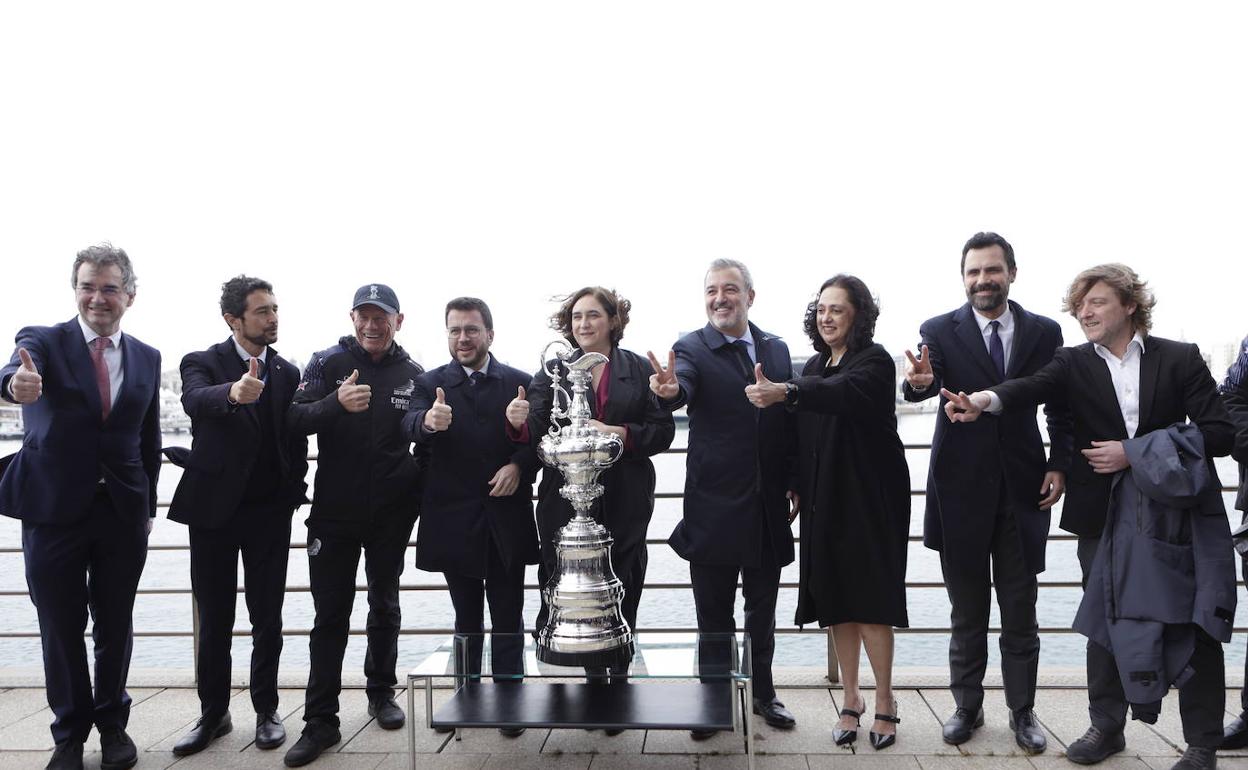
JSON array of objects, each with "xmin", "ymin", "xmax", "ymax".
[{"xmin": 289, "ymin": 335, "xmax": 425, "ymax": 523}]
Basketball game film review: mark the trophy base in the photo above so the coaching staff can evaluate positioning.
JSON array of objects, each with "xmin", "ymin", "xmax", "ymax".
[{"xmin": 535, "ymin": 641, "xmax": 635, "ymax": 669}]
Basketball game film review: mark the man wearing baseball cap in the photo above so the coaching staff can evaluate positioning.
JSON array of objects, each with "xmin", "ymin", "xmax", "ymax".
[{"xmin": 284, "ymin": 284, "xmax": 426, "ymax": 767}]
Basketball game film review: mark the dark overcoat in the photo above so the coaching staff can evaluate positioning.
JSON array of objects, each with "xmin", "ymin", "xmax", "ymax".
[
  {"xmin": 791, "ymin": 344, "xmax": 910, "ymax": 627},
  {"xmin": 167, "ymin": 338, "xmax": 308, "ymax": 527},
  {"xmin": 403, "ymin": 355, "xmax": 540, "ymax": 577},
  {"xmin": 666, "ymin": 322, "xmax": 797, "ymax": 568},
  {"xmin": 902, "ymin": 301, "xmax": 1072, "ymax": 575}
]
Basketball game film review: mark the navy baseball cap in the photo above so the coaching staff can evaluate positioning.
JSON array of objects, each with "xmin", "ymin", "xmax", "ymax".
[{"xmin": 352, "ymin": 284, "xmax": 400, "ymax": 314}]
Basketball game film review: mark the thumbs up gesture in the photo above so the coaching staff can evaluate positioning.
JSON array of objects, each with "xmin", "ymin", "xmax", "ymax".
[
  {"xmin": 424, "ymin": 386, "xmax": 453, "ymax": 431},
  {"xmin": 337, "ymin": 369, "xmax": 372, "ymax": 413},
  {"xmin": 230, "ymin": 357, "xmax": 266, "ymax": 405},
  {"xmin": 647, "ymin": 350, "xmax": 680, "ymax": 400},
  {"xmin": 506, "ymin": 385, "xmax": 529, "ymax": 430},
  {"xmin": 8, "ymin": 348, "xmax": 43, "ymax": 404},
  {"xmin": 745, "ymin": 362, "xmax": 788, "ymax": 408},
  {"xmin": 904, "ymin": 344, "xmax": 935, "ymax": 390}
]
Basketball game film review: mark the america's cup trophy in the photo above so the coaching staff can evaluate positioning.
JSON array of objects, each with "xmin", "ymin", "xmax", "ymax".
[{"xmin": 534, "ymin": 341, "xmax": 634, "ymax": 667}]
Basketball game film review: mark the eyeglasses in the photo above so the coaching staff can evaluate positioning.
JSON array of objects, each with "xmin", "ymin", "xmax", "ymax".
[
  {"xmin": 447, "ymin": 326, "xmax": 485, "ymax": 338},
  {"xmin": 77, "ymin": 284, "xmax": 123, "ymax": 298}
]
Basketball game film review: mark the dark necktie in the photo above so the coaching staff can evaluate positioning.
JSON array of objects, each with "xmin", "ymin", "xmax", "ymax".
[
  {"xmin": 470, "ymin": 371, "xmax": 485, "ymax": 387},
  {"xmin": 988, "ymin": 320, "xmax": 1005, "ymax": 379},
  {"xmin": 731, "ymin": 339, "xmax": 755, "ymax": 382},
  {"xmin": 90, "ymin": 337, "xmax": 112, "ymax": 419}
]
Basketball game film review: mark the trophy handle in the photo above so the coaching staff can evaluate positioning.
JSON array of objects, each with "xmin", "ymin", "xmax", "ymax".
[{"xmin": 541, "ymin": 340, "xmax": 575, "ymax": 428}]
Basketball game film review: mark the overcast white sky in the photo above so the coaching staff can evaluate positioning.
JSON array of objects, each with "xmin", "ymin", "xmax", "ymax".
[{"xmin": 2, "ymin": 2, "xmax": 1245, "ymax": 378}]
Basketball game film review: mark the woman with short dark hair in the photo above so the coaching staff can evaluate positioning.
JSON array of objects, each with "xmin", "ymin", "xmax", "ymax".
[{"xmin": 746, "ymin": 274, "xmax": 910, "ymax": 749}]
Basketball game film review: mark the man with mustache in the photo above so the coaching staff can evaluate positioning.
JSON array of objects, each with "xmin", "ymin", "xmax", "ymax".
[
  {"xmin": 902, "ymin": 232, "xmax": 1072, "ymax": 754},
  {"xmin": 942, "ymin": 264, "xmax": 1235, "ymax": 769},
  {"xmin": 284, "ymin": 284, "xmax": 425, "ymax": 767},
  {"xmin": 165, "ymin": 276, "xmax": 309, "ymax": 756}
]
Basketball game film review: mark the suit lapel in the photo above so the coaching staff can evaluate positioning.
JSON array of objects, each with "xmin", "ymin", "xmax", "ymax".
[
  {"xmin": 217, "ymin": 340, "xmax": 260, "ymax": 428},
  {"xmin": 1006, "ymin": 303, "xmax": 1041, "ymax": 379},
  {"xmin": 61, "ymin": 320, "xmax": 103, "ymax": 419},
  {"xmin": 952, "ymin": 306, "xmax": 1001, "ymax": 383},
  {"xmin": 1137, "ymin": 336, "xmax": 1160, "ymax": 432},
  {"xmin": 1079, "ymin": 343, "xmax": 1130, "ymax": 438}
]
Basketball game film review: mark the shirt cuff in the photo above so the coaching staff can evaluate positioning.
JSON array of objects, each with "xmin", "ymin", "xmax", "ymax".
[{"xmin": 984, "ymin": 390, "xmax": 1004, "ymax": 414}]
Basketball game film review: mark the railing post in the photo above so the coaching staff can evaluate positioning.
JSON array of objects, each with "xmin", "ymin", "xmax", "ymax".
[
  {"xmin": 191, "ymin": 593, "xmax": 200, "ymax": 685},
  {"xmin": 825, "ymin": 627, "xmax": 840, "ymax": 683}
]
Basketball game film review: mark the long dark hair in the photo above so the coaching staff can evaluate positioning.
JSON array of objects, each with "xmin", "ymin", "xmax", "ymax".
[{"xmin": 802, "ymin": 274, "xmax": 879, "ymax": 355}]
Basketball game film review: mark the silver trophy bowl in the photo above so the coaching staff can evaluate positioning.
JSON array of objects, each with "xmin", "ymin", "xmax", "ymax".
[{"xmin": 534, "ymin": 341, "xmax": 634, "ymax": 667}]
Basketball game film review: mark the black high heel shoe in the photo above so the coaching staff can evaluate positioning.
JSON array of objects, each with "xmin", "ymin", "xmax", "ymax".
[
  {"xmin": 869, "ymin": 699, "xmax": 900, "ymax": 750},
  {"xmin": 832, "ymin": 695, "xmax": 865, "ymax": 746}
]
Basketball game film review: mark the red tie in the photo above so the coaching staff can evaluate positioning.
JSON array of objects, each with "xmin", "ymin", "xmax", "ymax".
[{"xmin": 91, "ymin": 337, "xmax": 113, "ymax": 419}]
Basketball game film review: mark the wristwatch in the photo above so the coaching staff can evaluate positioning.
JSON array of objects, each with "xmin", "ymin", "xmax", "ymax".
[{"xmin": 784, "ymin": 382, "xmax": 799, "ymax": 407}]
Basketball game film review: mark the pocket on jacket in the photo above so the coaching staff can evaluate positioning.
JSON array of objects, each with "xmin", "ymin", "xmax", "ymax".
[{"xmin": 1116, "ymin": 539, "xmax": 1195, "ymax": 623}]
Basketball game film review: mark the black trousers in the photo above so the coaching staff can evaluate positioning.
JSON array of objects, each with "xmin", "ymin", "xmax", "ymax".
[
  {"xmin": 188, "ymin": 504, "xmax": 293, "ymax": 719},
  {"xmin": 22, "ymin": 488, "xmax": 149, "ymax": 745},
  {"xmin": 444, "ymin": 533, "xmax": 525, "ymax": 679},
  {"xmin": 941, "ymin": 494, "xmax": 1039, "ymax": 713},
  {"xmin": 1078, "ymin": 536, "xmax": 1225, "ymax": 748},
  {"xmin": 303, "ymin": 512, "xmax": 415, "ymax": 729},
  {"xmin": 689, "ymin": 539, "xmax": 780, "ymax": 701},
  {"xmin": 1242, "ymin": 557, "xmax": 1248, "ymax": 713}
]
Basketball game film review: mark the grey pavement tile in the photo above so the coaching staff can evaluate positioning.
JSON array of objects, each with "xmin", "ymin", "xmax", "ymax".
[
  {"xmin": 909, "ymin": 689, "xmax": 980, "ymax": 757},
  {"xmin": 442, "ymin": 726, "xmax": 551, "ymax": 755},
  {"xmin": 914, "ymin": 757, "xmax": 1035, "ymax": 769},
  {"xmin": 1030, "ymin": 757, "xmax": 1153, "ymax": 769},
  {"xmin": 807, "ymin": 755, "xmax": 922, "ymax": 769},
  {"xmin": 481, "ymin": 755, "xmax": 592, "ymax": 770},
  {"xmin": 0, "ymin": 688, "xmax": 50, "ymax": 729},
  {"xmin": 587, "ymin": 755, "xmax": 696, "ymax": 770},
  {"xmin": 374, "ymin": 754, "xmax": 489, "ymax": 770},
  {"xmin": 697, "ymin": 755, "xmax": 811, "ymax": 770},
  {"xmin": 0, "ymin": 688, "xmax": 167, "ymax": 751},
  {"xmin": 87, "ymin": 749, "xmax": 181, "ymax": 768},
  {"xmin": 147, "ymin": 688, "xmax": 304, "ymax": 753},
  {"xmin": 544, "ymin": 728, "xmax": 646, "ymax": 754},
  {"xmin": 1032, "ymin": 689, "xmax": 1179, "ymax": 759},
  {"xmin": 110, "ymin": 688, "xmax": 232, "ymax": 754},
  {"xmin": 348, "ymin": 688, "xmax": 452, "ymax": 754},
  {"xmin": 748, "ymin": 688, "xmax": 841, "ymax": 755},
  {"xmin": 641, "ymin": 725, "xmax": 745, "ymax": 755},
  {"xmin": 0, "ymin": 752, "xmax": 51, "ymax": 769},
  {"xmin": 330, "ymin": 688, "xmax": 396, "ymax": 755}
]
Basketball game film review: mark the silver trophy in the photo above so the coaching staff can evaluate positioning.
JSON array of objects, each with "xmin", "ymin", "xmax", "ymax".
[{"xmin": 534, "ymin": 341, "xmax": 634, "ymax": 667}]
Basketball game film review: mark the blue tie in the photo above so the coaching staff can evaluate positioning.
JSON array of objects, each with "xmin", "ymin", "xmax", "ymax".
[{"xmin": 988, "ymin": 320, "xmax": 1005, "ymax": 379}]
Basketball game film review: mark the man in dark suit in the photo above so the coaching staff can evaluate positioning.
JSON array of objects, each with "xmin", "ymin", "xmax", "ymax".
[
  {"xmin": 902, "ymin": 232, "xmax": 1072, "ymax": 753},
  {"xmin": 0, "ymin": 244, "xmax": 161, "ymax": 770},
  {"xmin": 165, "ymin": 276, "xmax": 308, "ymax": 756},
  {"xmin": 944, "ymin": 264, "xmax": 1235, "ymax": 770},
  {"xmin": 1218, "ymin": 335, "xmax": 1248, "ymax": 749},
  {"xmin": 648, "ymin": 258, "xmax": 799, "ymax": 735},
  {"xmin": 403, "ymin": 297, "xmax": 539, "ymax": 737}
]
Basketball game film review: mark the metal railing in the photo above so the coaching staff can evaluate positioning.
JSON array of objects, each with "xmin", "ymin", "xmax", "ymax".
[{"xmin": 1, "ymin": 445, "xmax": 1242, "ymax": 685}]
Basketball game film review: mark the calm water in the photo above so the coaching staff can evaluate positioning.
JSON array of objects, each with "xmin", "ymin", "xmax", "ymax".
[{"xmin": 1, "ymin": 414, "xmax": 1243, "ymax": 677}]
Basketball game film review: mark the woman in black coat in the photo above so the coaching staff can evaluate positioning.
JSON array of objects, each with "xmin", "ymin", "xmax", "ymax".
[
  {"xmin": 746, "ymin": 274, "xmax": 910, "ymax": 750},
  {"xmin": 528, "ymin": 287, "xmax": 676, "ymax": 674}
]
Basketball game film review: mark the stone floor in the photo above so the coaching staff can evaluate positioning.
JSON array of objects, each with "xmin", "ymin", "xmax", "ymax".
[{"xmin": 3, "ymin": 683, "xmax": 1248, "ymax": 769}]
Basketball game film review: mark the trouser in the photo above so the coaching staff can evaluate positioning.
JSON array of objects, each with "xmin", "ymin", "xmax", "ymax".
[
  {"xmin": 941, "ymin": 493, "xmax": 1040, "ymax": 713},
  {"xmin": 22, "ymin": 488, "xmax": 149, "ymax": 745},
  {"xmin": 188, "ymin": 503, "xmax": 293, "ymax": 719},
  {"xmin": 1242, "ymin": 558, "xmax": 1248, "ymax": 713},
  {"xmin": 303, "ymin": 511, "xmax": 416, "ymax": 729},
  {"xmin": 1078, "ymin": 536, "xmax": 1225, "ymax": 748},
  {"xmin": 444, "ymin": 533, "xmax": 526, "ymax": 679},
  {"xmin": 688, "ymin": 538, "xmax": 780, "ymax": 701}
]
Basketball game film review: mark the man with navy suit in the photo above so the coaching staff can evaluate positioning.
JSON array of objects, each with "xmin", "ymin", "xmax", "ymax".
[
  {"xmin": 165, "ymin": 276, "xmax": 308, "ymax": 756},
  {"xmin": 649, "ymin": 258, "xmax": 799, "ymax": 735},
  {"xmin": 0, "ymin": 244, "xmax": 161, "ymax": 770},
  {"xmin": 902, "ymin": 232, "xmax": 1072, "ymax": 753},
  {"xmin": 403, "ymin": 297, "xmax": 539, "ymax": 738},
  {"xmin": 944, "ymin": 264, "xmax": 1234, "ymax": 769}
]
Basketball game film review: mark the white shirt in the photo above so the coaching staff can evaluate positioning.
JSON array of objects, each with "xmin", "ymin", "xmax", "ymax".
[
  {"xmin": 77, "ymin": 315, "xmax": 124, "ymax": 406},
  {"xmin": 461, "ymin": 356, "xmax": 490, "ymax": 379},
  {"xmin": 720, "ymin": 329, "xmax": 756, "ymax": 364},
  {"xmin": 972, "ymin": 306, "xmax": 1014, "ymax": 374},
  {"xmin": 1092, "ymin": 332, "xmax": 1145, "ymax": 439},
  {"xmin": 232, "ymin": 339, "xmax": 268, "ymax": 372}
]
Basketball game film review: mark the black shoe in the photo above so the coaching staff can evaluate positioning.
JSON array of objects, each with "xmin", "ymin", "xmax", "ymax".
[
  {"xmin": 433, "ymin": 725, "xmax": 454, "ymax": 734},
  {"xmin": 173, "ymin": 712, "xmax": 233, "ymax": 756},
  {"xmin": 45, "ymin": 741, "xmax": 83, "ymax": 770},
  {"xmin": 690, "ymin": 729, "xmax": 718, "ymax": 740},
  {"xmin": 1172, "ymin": 745, "xmax": 1217, "ymax": 769},
  {"xmin": 869, "ymin": 698, "xmax": 900, "ymax": 750},
  {"xmin": 1065, "ymin": 725, "xmax": 1126, "ymax": 765},
  {"xmin": 98, "ymin": 728, "xmax": 137, "ymax": 770},
  {"xmin": 284, "ymin": 724, "xmax": 341, "ymax": 767},
  {"xmin": 833, "ymin": 694, "xmax": 864, "ymax": 746},
  {"xmin": 604, "ymin": 727, "xmax": 625, "ymax": 736},
  {"xmin": 942, "ymin": 707, "xmax": 984, "ymax": 745},
  {"xmin": 256, "ymin": 711, "xmax": 286, "ymax": 750},
  {"xmin": 752, "ymin": 697, "xmax": 796, "ymax": 729},
  {"xmin": 1224, "ymin": 713, "xmax": 1248, "ymax": 750},
  {"xmin": 367, "ymin": 697, "xmax": 405, "ymax": 730},
  {"xmin": 498, "ymin": 727, "xmax": 526, "ymax": 737},
  {"xmin": 1009, "ymin": 708, "xmax": 1046, "ymax": 754}
]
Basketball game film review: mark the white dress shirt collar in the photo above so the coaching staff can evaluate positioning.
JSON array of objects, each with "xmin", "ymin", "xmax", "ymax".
[
  {"xmin": 77, "ymin": 315, "xmax": 123, "ymax": 349},
  {"xmin": 231, "ymin": 338, "xmax": 268, "ymax": 366},
  {"xmin": 462, "ymin": 355, "xmax": 491, "ymax": 379}
]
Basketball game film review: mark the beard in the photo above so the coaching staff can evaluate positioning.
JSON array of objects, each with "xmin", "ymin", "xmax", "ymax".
[
  {"xmin": 245, "ymin": 327, "xmax": 277, "ymax": 347},
  {"xmin": 967, "ymin": 283, "xmax": 1006, "ymax": 313}
]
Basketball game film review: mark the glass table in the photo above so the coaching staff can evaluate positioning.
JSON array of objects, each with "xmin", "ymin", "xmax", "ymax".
[{"xmin": 407, "ymin": 631, "xmax": 754, "ymax": 768}]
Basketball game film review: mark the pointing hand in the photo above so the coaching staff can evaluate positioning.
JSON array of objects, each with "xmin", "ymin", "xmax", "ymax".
[{"xmin": 941, "ymin": 388, "xmax": 988, "ymax": 423}]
